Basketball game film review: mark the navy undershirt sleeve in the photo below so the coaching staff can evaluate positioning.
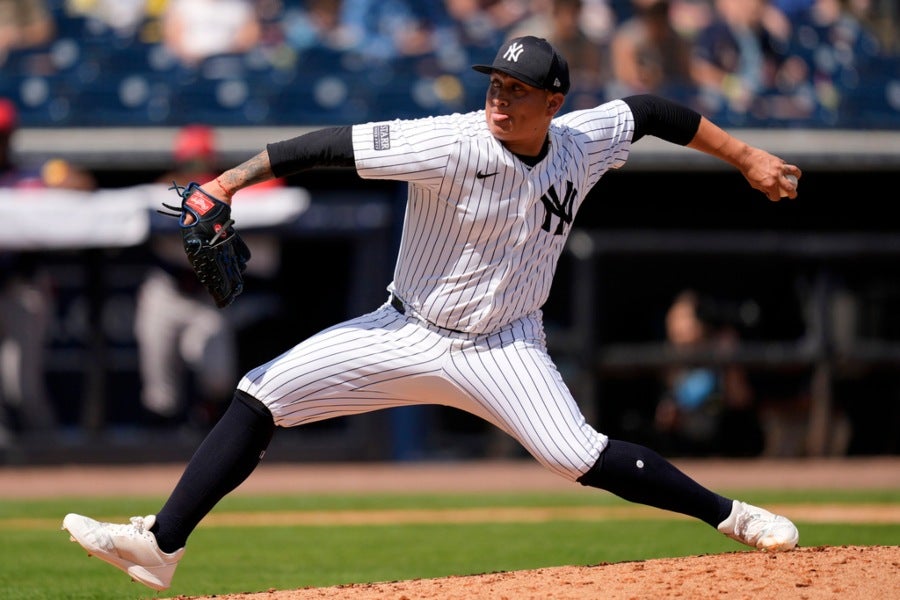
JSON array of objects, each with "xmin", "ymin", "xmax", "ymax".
[
  {"xmin": 623, "ymin": 94, "xmax": 702, "ymax": 145},
  {"xmin": 266, "ymin": 125, "xmax": 355, "ymax": 178}
]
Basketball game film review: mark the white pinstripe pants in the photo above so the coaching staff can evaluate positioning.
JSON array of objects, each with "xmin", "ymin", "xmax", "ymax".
[{"xmin": 237, "ymin": 302, "xmax": 607, "ymax": 481}]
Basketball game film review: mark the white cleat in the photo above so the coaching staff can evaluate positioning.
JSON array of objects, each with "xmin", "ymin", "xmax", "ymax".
[
  {"xmin": 717, "ymin": 500, "xmax": 799, "ymax": 552},
  {"xmin": 62, "ymin": 513, "xmax": 185, "ymax": 591}
]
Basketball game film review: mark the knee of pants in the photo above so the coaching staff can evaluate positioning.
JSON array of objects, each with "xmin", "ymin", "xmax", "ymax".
[{"xmin": 530, "ymin": 444, "xmax": 606, "ymax": 483}]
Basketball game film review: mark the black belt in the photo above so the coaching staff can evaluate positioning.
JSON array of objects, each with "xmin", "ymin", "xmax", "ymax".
[
  {"xmin": 390, "ymin": 293, "xmax": 406, "ymax": 314},
  {"xmin": 390, "ymin": 293, "xmax": 468, "ymax": 335}
]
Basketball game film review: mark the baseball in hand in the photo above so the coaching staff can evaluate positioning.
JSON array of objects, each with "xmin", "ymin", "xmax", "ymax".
[{"xmin": 785, "ymin": 174, "xmax": 798, "ymax": 187}]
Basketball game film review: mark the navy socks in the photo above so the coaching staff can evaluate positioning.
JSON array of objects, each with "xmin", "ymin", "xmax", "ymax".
[
  {"xmin": 577, "ymin": 438, "xmax": 733, "ymax": 527},
  {"xmin": 153, "ymin": 390, "xmax": 275, "ymax": 553}
]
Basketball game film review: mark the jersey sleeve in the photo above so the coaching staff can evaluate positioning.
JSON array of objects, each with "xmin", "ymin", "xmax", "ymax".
[
  {"xmin": 554, "ymin": 99, "xmax": 635, "ymax": 189},
  {"xmin": 351, "ymin": 116, "xmax": 470, "ymax": 187}
]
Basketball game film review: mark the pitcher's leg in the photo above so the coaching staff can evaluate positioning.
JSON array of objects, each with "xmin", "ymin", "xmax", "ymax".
[
  {"xmin": 577, "ymin": 438, "xmax": 732, "ymax": 526},
  {"xmin": 239, "ymin": 305, "xmax": 448, "ymax": 427},
  {"xmin": 445, "ymin": 322, "xmax": 797, "ymax": 551},
  {"xmin": 153, "ymin": 390, "xmax": 274, "ymax": 552},
  {"xmin": 577, "ymin": 439, "xmax": 799, "ymax": 551},
  {"xmin": 445, "ymin": 324, "xmax": 605, "ymax": 481}
]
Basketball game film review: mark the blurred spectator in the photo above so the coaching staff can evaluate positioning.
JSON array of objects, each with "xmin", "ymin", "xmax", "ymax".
[
  {"xmin": 666, "ymin": 0, "xmax": 714, "ymax": 41},
  {"xmin": 37, "ymin": 157, "xmax": 97, "ymax": 191},
  {"xmin": 690, "ymin": 0, "xmax": 812, "ymax": 122},
  {"xmin": 442, "ymin": 0, "xmax": 530, "ymax": 55},
  {"xmin": 135, "ymin": 125, "xmax": 239, "ymax": 432},
  {"xmin": 846, "ymin": 0, "xmax": 898, "ymax": 54},
  {"xmin": 608, "ymin": 0, "xmax": 697, "ymax": 102},
  {"xmin": 0, "ymin": 97, "xmax": 95, "ymax": 454},
  {"xmin": 253, "ymin": 0, "xmax": 288, "ymax": 43},
  {"xmin": 281, "ymin": 0, "xmax": 355, "ymax": 53},
  {"xmin": 0, "ymin": 0, "xmax": 56, "ymax": 66},
  {"xmin": 609, "ymin": 0, "xmax": 713, "ymax": 37},
  {"xmin": 579, "ymin": 0, "xmax": 618, "ymax": 43},
  {"xmin": 509, "ymin": 0, "xmax": 613, "ymax": 108},
  {"xmin": 337, "ymin": 0, "xmax": 446, "ymax": 62},
  {"xmin": 772, "ymin": 0, "xmax": 815, "ymax": 18},
  {"xmin": 654, "ymin": 289, "xmax": 764, "ymax": 457},
  {"xmin": 136, "ymin": 124, "xmax": 284, "ymax": 433},
  {"xmin": 64, "ymin": 0, "xmax": 167, "ymax": 44},
  {"xmin": 162, "ymin": 0, "xmax": 262, "ymax": 68},
  {"xmin": 786, "ymin": 0, "xmax": 884, "ymax": 123}
]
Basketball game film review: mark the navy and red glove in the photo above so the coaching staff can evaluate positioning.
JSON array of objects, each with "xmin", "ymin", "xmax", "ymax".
[{"xmin": 161, "ymin": 182, "xmax": 251, "ymax": 308}]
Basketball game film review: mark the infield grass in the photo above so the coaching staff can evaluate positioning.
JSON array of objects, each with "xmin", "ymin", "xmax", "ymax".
[{"xmin": 1, "ymin": 489, "xmax": 898, "ymax": 599}]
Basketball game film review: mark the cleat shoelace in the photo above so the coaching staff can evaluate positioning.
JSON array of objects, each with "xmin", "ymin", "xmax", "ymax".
[{"xmin": 128, "ymin": 516, "xmax": 148, "ymax": 535}]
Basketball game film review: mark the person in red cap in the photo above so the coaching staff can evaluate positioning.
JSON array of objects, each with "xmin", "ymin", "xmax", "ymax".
[
  {"xmin": 135, "ymin": 125, "xmax": 285, "ymax": 432},
  {"xmin": 0, "ymin": 98, "xmax": 40, "ymax": 187},
  {"xmin": 0, "ymin": 97, "xmax": 51, "ymax": 454},
  {"xmin": 0, "ymin": 98, "xmax": 17, "ymax": 132},
  {"xmin": 171, "ymin": 125, "xmax": 217, "ymax": 175},
  {"xmin": 0, "ymin": 98, "xmax": 96, "ymax": 190},
  {"xmin": 133, "ymin": 125, "xmax": 239, "ymax": 432}
]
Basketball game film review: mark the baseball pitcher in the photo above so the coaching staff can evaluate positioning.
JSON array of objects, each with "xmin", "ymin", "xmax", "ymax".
[{"xmin": 63, "ymin": 36, "xmax": 801, "ymax": 592}]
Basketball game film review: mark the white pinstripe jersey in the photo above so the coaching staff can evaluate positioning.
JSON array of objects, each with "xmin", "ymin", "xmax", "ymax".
[{"xmin": 352, "ymin": 98, "xmax": 635, "ymax": 334}]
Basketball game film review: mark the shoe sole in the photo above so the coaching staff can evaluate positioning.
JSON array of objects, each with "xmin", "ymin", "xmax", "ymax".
[
  {"xmin": 758, "ymin": 535, "xmax": 799, "ymax": 552},
  {"xmin": 755, "ymin": 523, "xmax": 800, "ymax": 552},
  {"xmin": 62, "ymin": 522, "xmax": 169, "ymax": 591}
]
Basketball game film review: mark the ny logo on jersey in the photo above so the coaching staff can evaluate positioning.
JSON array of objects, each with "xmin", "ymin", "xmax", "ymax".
[
  {"xmin": 539, "ymin": 181, "xmax": 575, "ymax": 235},
  {"xmin": 503, "ymin": 42, "xmax": 525, "ymax": 63}
]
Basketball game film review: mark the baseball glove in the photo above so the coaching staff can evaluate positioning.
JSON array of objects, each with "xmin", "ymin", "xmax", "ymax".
[{"xmin": 160, "ymin": 181, "xmax": 251, "ymax": 308}]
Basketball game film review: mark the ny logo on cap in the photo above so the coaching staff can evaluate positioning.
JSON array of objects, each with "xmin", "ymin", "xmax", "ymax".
[{"xmin": 503, "ymin": 42, "xmax": 525, "ymax": 63}]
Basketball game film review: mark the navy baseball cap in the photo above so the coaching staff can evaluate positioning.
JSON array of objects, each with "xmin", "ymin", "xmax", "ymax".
[{"xmin": 473, "ymin": 36, "xmax": 570, "ymax": 95}]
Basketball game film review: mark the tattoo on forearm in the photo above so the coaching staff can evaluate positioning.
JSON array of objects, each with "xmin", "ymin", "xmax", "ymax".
[{"xmin": 223, "ymin": 151, "xmax": 274, "ymax": 192}]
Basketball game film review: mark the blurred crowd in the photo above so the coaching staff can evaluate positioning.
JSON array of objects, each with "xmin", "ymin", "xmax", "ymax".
[{"xmin": 0, "ymin": 0, "xmax": 897, "ymax": 128}]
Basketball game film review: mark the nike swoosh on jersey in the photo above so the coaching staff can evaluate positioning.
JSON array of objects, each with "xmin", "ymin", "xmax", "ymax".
[{"xmin": 476, "ymin": 170, "xmax": 498, "ymax": 179}]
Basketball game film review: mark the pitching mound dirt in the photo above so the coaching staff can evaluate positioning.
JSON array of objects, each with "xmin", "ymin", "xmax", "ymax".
[{"xmin": 180, "ymin": 545, "xmax": 898, "ymax": 600}]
